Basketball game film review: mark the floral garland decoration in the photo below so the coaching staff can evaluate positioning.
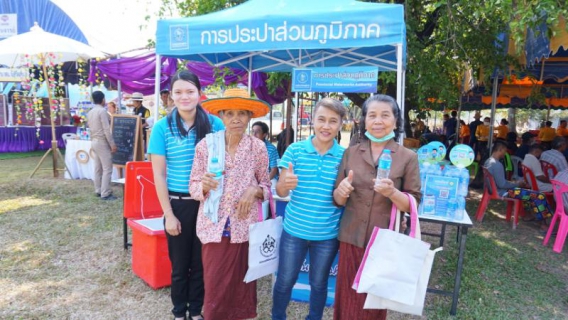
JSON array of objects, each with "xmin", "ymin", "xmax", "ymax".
[{"xmin": 14, "ymin": 53, "xmax": 67, "ymax": 143}]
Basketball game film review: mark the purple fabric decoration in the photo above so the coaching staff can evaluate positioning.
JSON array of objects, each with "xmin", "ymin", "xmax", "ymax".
[
  {"xmin": 92, "ymin": 53, "xmax": 178, "ymax": 94},
  {"xmin": 186, "ymin": 61, "xmax": 288, "ymax": 105},
  {"xmin": 251, "ymin": 72, "xmax": 289, "ymax": 106},
  {"xmin": 0, "ymin": 126, "xmax": 75, "ymax": 153},
  {"xmin": 186, "ymin": 61, "xmax": 248, "ymax": 87}
]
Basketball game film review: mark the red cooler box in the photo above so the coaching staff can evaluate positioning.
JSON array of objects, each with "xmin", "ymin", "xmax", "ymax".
[{"xmin": 127, "ymin": 217, "xmax": 171, "ymax": 289}]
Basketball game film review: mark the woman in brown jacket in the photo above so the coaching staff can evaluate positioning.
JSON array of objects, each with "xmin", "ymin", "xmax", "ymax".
[{"xmin": 332, "ymin": 94, "xmax": 421, "ymax": 320}]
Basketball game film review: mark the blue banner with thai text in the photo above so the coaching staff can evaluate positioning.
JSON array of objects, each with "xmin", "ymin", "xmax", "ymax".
[{"xmin": 292, "ymin": 67, "xmax": 378, "ymax": 93}]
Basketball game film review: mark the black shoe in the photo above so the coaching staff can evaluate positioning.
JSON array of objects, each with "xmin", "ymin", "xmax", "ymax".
[
  {"xmin": 96, "ymin": 193, "xmax": 101, "ymax": 197},
  {"xmin": 101, "ymin": 195, "xmax": 117, "ymax": 201}
]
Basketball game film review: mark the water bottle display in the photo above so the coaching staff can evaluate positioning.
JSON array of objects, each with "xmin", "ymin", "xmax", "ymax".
[
  {"xmin": 417, "ymin": 142, "xmax": 473, "ymax": 220},
  {"xmin": 376, "ymin": 149, "xmax": 392, "ymax": 182},
  {"xmin": 209, "ymin": 157, "xmax": 223, "ymax": 179}
]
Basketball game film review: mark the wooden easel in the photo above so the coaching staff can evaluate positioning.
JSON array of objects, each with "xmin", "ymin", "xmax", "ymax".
[{"xmin": 29, "ymin": 58, "xmax": 73, "ymax": 178}]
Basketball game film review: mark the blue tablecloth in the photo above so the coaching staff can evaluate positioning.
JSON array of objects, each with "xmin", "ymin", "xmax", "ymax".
[{"xmin": 0, "ymin": 126, "xmax": 76, "ymax": 153}]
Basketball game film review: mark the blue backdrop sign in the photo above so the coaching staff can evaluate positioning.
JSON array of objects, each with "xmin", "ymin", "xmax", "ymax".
[{"xmin": 292, "ymin": 67, "xmax": 378, "ymax": 93}]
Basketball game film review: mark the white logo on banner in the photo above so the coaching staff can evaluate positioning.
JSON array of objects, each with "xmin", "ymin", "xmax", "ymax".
[{"xmin": 170, "ymin": 25, "xmax": 189, "ymax": 50}]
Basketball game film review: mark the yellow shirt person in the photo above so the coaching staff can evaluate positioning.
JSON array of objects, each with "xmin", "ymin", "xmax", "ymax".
[
  {"xmin": 557, "ymin": 120, "xmax": 568, "ymax": 137},
  {"xmin": 476, "ymin": 118, "xmax": 491, "ymax": 142},
  {"xmin": 539, "ymin": 122, "xmax": 556, "ymax": 142},
  {"xmin": 496, "ymin": 119, "xmax": 509, "ymax": 139}
]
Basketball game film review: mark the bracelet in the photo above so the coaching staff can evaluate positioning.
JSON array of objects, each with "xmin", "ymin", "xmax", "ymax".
[
  {"xmin": 386, "ymin": 189, "xmax": 397, "ymax": 198},
  {"xmin": 163, "ymin": 208, "xmax": 173, "ymax": 215}
]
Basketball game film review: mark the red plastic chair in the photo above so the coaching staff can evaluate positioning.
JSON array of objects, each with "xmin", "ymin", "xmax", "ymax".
[
  {"xmin": 540, "ymin": 160, "xmax": 558, "ymax": 180},
  {"xmin": 521, "ymin": 164, "xmax": 555, "ymax": 209},
  {"xmin": 475, "ymin": 167, "xmax": 524, "ymax": 229},
  {"xmin": 543, "ymin": 180, "xmax": 568, "ymax": 253}
]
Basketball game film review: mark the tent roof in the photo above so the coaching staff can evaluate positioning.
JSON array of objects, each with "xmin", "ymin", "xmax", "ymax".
[
  {"xmin": 0, "ymin": 0, "xmax": 88, "ymax": 44},
  {"xmin": 156, "ymin": 0, "xmax": 405, "ymax": 72}
]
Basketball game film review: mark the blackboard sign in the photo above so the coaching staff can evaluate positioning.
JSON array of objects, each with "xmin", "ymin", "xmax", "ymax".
[{"xmin": 111, "ymin": 115, "xmax": 143, "ymax": 166}]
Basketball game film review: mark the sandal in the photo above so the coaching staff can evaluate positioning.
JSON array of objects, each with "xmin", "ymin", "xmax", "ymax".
[{"xmin": 190, "ymin": 315, "xmax": 204, "ymax": 320}]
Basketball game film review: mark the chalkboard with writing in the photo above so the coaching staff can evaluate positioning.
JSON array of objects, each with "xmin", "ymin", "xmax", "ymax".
[{"xmin": 111, "ymin": 115, "xmax": 143, "ymax": 166}]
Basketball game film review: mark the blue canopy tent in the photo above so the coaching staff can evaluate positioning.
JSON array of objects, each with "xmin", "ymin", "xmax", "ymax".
[{"xmin": 154, "ymin": 0, "xmax": 407, "ymax": 128}]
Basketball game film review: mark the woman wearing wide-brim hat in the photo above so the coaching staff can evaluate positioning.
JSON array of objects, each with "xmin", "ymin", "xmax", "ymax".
[{"xmin": 189, "ymin": 88, "xmax": 272, "ymax": 320}]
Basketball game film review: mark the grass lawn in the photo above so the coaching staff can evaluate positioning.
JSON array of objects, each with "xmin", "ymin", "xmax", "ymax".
[{"xmin": 0, "ymin": 155, "xmax": 567, "ymax": 319}]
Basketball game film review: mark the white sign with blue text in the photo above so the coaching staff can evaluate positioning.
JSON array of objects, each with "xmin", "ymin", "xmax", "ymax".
[{"xmin": 292, "ymin": 67, "xmax": 378, "ymax": 93}]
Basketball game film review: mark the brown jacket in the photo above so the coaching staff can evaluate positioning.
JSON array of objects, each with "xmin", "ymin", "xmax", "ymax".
[{"xmin": 335, "ymin": 138, "xmax": 421, "ymax": 248}]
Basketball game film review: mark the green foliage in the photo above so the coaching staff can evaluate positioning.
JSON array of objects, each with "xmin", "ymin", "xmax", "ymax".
[{"xmin": 266, "ymin": 72, "xmax": 290, "ymax": 95}]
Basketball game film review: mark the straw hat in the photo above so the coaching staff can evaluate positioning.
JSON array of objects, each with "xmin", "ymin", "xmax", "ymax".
[
  {"xmin": 131, "ymin": 92, "xmax": 144, "ymax": 101},
  {"xmin": 201, "ymin": 88, "xmax": 270, "ymax": 118}
]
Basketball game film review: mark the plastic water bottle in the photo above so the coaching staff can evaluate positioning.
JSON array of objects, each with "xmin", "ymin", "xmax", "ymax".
[
  {"xmin": 458, "ymin": 167, "xmax": 470, "ymax": 197},
  {"xmin": 455, "ymin": 196, "xmax": 465, "ymax": 220},
  {"xmin": 209, "ymin": 158, "xmax": 223, "ymax": 180},
  {"xmin": 419, "ymin": 164, "xmax": 427, "ymax": 193},
  {"xmin": 376, "ymin": 149, "xmax": 392, "ymax": 182},
  {"xmin": 446, "ymin": 198, "xmax": 457, "ymax": 219}
]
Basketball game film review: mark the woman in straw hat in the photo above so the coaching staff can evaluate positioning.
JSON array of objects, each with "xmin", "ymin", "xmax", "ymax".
[
  {"xmin": 148, "ymin": 70, "xmax": 225, "ymax": 320},
  {"xmin": 189, "ymin": 88, "xmax": 271, "ymax": 320}
]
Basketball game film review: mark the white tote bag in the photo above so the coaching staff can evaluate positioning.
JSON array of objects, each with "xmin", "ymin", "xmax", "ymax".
[
  {"xmin": 243, "ymin": 191, "xmax": 283, "ymax": 283},
  {"xmin": 361, "ymin": 194, "xmax": 443, "ymax": 315}
]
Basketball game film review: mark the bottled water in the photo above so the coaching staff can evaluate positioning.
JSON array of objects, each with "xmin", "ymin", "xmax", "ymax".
[
  {"xmin": 446, "ymin": 198, "xmax": 457, "ymax": 219},
  {"xmin": 209, "ymin": 157, "xmax": 223, "ymax": 179},
  {"xmin": 422, "ymin": 194, "xmax": 436, "ymax": 215},
  {"xmin": 455, "ymin": 196, "xmax": 466, "ymax": 220},
  {"xmin": 419, "ymin": 164, "xmax": 428, "ymax": 193},
  {"xmin": 376, "ymin": 149, "xmax": 392, "ymax": 181},
  {"xmin": 458, "ymin": 167, "xmax": 470, "ymax": 197}
]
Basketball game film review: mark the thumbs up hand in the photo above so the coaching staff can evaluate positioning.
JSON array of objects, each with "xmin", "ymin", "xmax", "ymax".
[
  {"xmin": 283, "ymin": 162, "xmax": 298, "ymax": 191},
  {"xmin": 337, "ymin": 170, "xmax": 355, "ymax": 198}
]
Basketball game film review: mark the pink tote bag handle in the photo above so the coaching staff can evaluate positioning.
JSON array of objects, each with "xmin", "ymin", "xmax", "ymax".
[
  {"xmin": 256, "ymin": 188, "xmax": 276, "ymax": 222},
  {"xmin": 388, "ymin": 193, "xmax": 419, "ymax": 238}
]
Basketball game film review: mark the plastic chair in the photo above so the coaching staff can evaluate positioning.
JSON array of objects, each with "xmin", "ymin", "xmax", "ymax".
[
  {"xmin": 475, "ymin": 167, "xmax": 524, "ymax": 229},
  {"xmin": 543, "ymin": 180, "xmax": 568, "ymax": 253},
  {"xmin": 540, "ymin": 160, "xmax": 558, "ymax": 180},
  {"xmin": 521, "ymin": 164, "xmax": 555, "ymax": 208},
  {"xmin": 61, "ymin": 133, "xmax": 78, "ymax": 146},
  {"xmin": 510, "ymin": 155, "xmax": 523, "ymax": 180}
]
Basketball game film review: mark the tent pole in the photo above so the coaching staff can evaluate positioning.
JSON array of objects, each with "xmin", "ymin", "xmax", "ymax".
[
  {"xmin": 154, "ymin": 54, "xmax": 161, "ymax": 121},
  {"xmin": 455, "ymin": 72, "xmax": 467, "ymax": 144},
  {"xmin": 117, "ymin": 53, "xmax": 122, "ymax": 114},
  {"xmin": 488, "ymin": 75, "xmax": 499, "ymax": 154},
  {"xmin": 247, "ymin": 57, "xmax": 252, "ymax": 95},
  {"xmin": 396, "ymin": 44, "xmax": 404, "ymax": 141}
]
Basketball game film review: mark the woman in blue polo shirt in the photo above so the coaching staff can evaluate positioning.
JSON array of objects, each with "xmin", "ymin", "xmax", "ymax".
[
  {"xmin": 148, "ymin": 70, "xmax": 224, "ymax": 320},
  {"xmin": 271, "ymin": 98, "xmax": 346, "ymax": 320}
]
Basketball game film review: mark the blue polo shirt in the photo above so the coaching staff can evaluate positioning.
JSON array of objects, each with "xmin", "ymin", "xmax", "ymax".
[
  {"xmin": 279, "ymin": 136, "xmax": 345, "ymax": 240},
  {"xmin": 265, "ymin": 139, "xmax": 279, "ymax": 176},
  {"xmin": 148, "ymin": 112, "xmax": 224, "ymax": 193}
]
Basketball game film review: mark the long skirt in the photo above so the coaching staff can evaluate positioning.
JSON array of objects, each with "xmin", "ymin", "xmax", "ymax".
[
  {"xmin": 506, "ymin": 188, "xmax": 552, "ymax": 219},
  {"xmin": 333, "ymin": 241, "xmax": 387, "ymax": 320},
  {"xmin": 202, "ymin": 237, "xmax": 257, "ymax": 320}
]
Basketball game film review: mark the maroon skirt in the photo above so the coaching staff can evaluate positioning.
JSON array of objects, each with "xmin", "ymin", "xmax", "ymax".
[
  {"xmin": 202, "ymin": 237, "xmax": 257, "ymax": 320},
  {"xmin": 333, "ymin": 241, "xmax": 387, "ymax": 320}
]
